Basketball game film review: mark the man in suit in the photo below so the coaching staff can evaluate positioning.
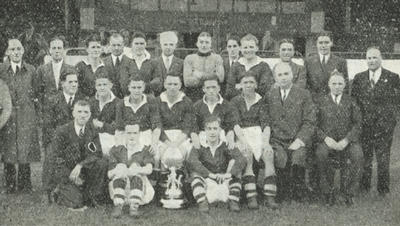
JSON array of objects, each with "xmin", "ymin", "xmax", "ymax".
[
  {"xmin": 278, "ymin": 39, "xmax": 306, "ymax": 89},
  {"xmin": 52, "ymin": 100, "xmax": 108, "ymax": 209},
  {"xmin": 36, "ymin": 36, "xmax": 76, "ymax": 110},
  {"xmin": 183, "ymin": 32, "xmax": 224, "ymax": 101},
  {"xmin": 0, "ymin": 39, "xmax": 41, "ymax": 194},
  {"xmin": 316, "ymin": 71, "xmax": 363, "ymax": 206},
  {"xmin": 150, "ymin": 31, "xmax": 184, "ymax": 96},
  {"xmin": 352, "ymin": 47, "xmax": 400, "ymax": 196},
  {"xmin": 103, "ymin": 33, "xmax": 134, "ymax": 98},
  {"xmin": 265, "ymin": 62, "xmax": 316, "ymax": 202},
  {"xmin": 42, "ymin": 69, "xmax": 86, "ymax": 198},
  {"xmin": 221, "ymin": 34, "xmax": 240, "ymax": 98},
  {"xmin": 304, "ymin": 32, "xmax": 348, "ymax": 102}
]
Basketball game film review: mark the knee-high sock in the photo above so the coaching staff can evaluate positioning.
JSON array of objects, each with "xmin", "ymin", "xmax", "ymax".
[
  {"xmin": 112, "ymin": 178, "xmax": 127, "ymax": 206},
  {"xmin": 243, "ymin": 175, "xmax": 257, "ymax": 199},
  {"xmin": 129, "ymin": 176, "xmax": 144, "ymax": 206},
  {"xmin": 263, "ymin": 176, "xmax": 277, "ymax": 197},
  {"xmin": 228, "ymin": 177, "xmax": 242, "ymax": 202},
  {"xmin": 191, "ymin": 176, "xmax": 206, "ymax": 203}
]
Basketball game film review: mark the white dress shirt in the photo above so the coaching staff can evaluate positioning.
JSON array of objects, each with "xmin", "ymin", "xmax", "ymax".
[
  {"xmin": 10, "ymin": 61, "xmax": 22, "ymax": 74},
  {"xmin": 369, "ymin": 67, "xmax": 382, "ymax": 84}
]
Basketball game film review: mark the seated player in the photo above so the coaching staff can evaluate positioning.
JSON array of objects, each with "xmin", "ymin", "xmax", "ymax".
[
  {"xmin": 265, "ymin": 63, "xmax": 316, "ymax": 202},
  {"xmin": 89, "ymin": 73, "xmax": 120, "ymax": 134},
  {"xmin": 230, "ymin": 71, "xmax": 278, "ymax": 209},
  {"xmin": 187, "ymin": 116, "xmax": 246, "ymax": 212},
  {"xmin": 316, "ymin": 71, "xmax": 363, "ymax": 206},
  {"xmin": 155, "ymin": 74, "xmax": 194, "ymax": 208},
  {"xmin": 51, "ymin": 100, "xmax": 108, "ymax": 210},
  {"xmin": 108, "ymin": 124, "xmax": 154, "ymax": 218},
  {"xmin": 115, "ymin": 76, "xmax": 161, "ymax": 148},
  {"xmin": 191, "ymin": 75, "xmax": 238, "ymax": 151}
]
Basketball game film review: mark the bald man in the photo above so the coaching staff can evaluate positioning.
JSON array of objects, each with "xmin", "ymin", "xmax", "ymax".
[
  {"xmin": 150, "ymin": 31, "xmax": 184, "ymax": 96},
  {"xmin": 0, "ymin": 39, "xmax": 41, "ymax": 193},
  {"xmin": 352, "ymin": 47, "xmax": 400, "ymax": 196},
  {"xmin": 263, "ymin": 63, "xmax": 316, "ymax": 202}
]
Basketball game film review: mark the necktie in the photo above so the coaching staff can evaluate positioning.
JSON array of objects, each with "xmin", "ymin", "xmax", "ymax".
[
  {"xmin": 334, "ymin": 95, "xmax": 340, "ymax": 105},
  {"xmin": 322, "ymin": 56, "xmax": 326, "ymax": 65},
  {"xmin": 68, "ymin": 96, "xmax": 73, "ymax": 106},
  {"xmin": 165, "ymin": 57, "xmax": 170, "ymax": 72},
  {"xmin": 281, "ymin": 89, "xmax": 287, "ymax": 101},
  {"xmin": 115, "ymin": 57, "xmax": 121, "ymax": 67},
  {"xmin": 79, "ymin": 128, "xmax": 84, "ymax": 138},
  {"xmin": 15, "ymin": 65, "xmax": 20, "ymax": 75},
  {"xmin": 370, "ymin": 72, "xmax": 375, "ymax": 88}
]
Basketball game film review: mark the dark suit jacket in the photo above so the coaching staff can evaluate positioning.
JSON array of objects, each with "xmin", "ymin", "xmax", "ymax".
[
  {"xmin": 351, "ymin": 68, "xmax": 400, "ymax": 137},
  {"xmin": 43, "ymin": 91, "xmax": 86, "ymax": 146},
  {"xmin": 52, "ymin": 121, "xmax": 103, "ymax": 182},
  {"xmin": 265, "ymin": 85, "xmax": 316, "ymax": 145},
  {"xmin": 316, "ymin": 94, "xmax": 362, "ymax": 143},
  {"xmin": 36, "ymin": 61, "xmax": 76, "ymax": 110},
  {"xmin": 289, "ymin": 61, "xmax": 307, "ymax": 89},
  {"xmin": 150, "ymin": 55, "xmax": 184, "ymax": 96},
  {"xmin": 305, "ymin": 54, "xmax": 348, "ymax": 101},
  {"xmin": 221, "ymin": 56, "xmax": 233, "ymax": 98},
  {"xmin": 103, "ymin": 55, "xmax": 134, "ymax": 98}
]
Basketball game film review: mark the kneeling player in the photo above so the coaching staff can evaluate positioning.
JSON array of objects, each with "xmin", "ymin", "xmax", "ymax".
[
  {"xmin": 108, "ymin": 124, "xmax": 154, "ymax": 218},
  {"xmin": 187, "ymin": 116, "xmax": 246, "ymax": 212}
]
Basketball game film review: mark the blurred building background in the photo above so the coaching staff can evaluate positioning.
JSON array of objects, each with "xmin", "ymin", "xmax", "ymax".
[{"xmin": 1, "ymin": 0, "xmax": 400, "ymax": 59}]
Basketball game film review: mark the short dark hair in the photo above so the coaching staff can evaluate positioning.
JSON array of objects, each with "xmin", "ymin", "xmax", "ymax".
[
  {"xmin": 198, "ymin": 32, "xmax": 212, "ymax": 39},
  {"xmin": 239, "ymin": 71, "xmax": 258, "ymax": 84},
  {"xmin": 60, "ymin": 69, "xmax": 78, "ymax": 82},
  {"xmin": 85, "ymin": 33, "xmax": 102, "ymax": 47},
  {"xmin": 109, "ymin": 33, "xmax": 123, "ymax": 43},
  {"xmin": 131, "ymin": 31, "xmax": 146, "ymax": 41},
  {"xmin": 49, "ymin": 35, "xmax": 66, "ymax": 48},
  {"xmin": 316, "ymin": 31, "xmax": 332, "ymax": 42},
  {"xmin": 204, "ymin": 115, "xmax": 221, "ymax": 127},
  {"xmin": 165, "ymin": 73, "xmax": 182, "ymax": 81},
  {"xmin": 201, "ymin": 74, "xmax": 220, "ymax": 88},
  {"xmin": 226, "ymin": 34, "xmax": 240, "ymax": 45},
  {"xmin": 129, "ymin": 76, "xmax": 146, "ymax": 84},
  {"xmin": 279, "ymin": 38, "xmax": 294, "ymax": 48},
  {"xmin": 95, "ymin": 71, "xmax": 110, "ymax": 80},
  {"xmin": 73, "ymin": 100, "xmax": 91, "ymax": 110}
]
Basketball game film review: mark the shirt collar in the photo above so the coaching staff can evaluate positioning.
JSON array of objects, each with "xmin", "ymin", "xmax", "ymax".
[
  {"xmin": 280, "ymin": 85, "xmax": 293, "ymax": 96},
  {"xmin": 10, "ymin": 61, "xmax": 22, "ymax": 73},
  {"xmin": 82, "ymin": 58, "xmax": 105, "ymax": 72},
  {"xmin": 111, "ymin": 54, "xmax": 122, "ymax": 63},
  {"xmin": 160, "ymin": 91, "xmax": 185, "ymax": 108},
  {"xmin": 124, "ymin": 95, "xmax": 148, "ymax": 113},
  {"xmin": 319, "ymin": 53, "xmax": 330, "ymax": 63},
  {"xmin": 203, "ymin": 94, "xmax": 224, "ymax": 106},
  {"xmin": 161, "ymin": 54, "xmax": 173, "ymax": 61},
  {"xmin": 237, "ymin": 56, "xmax": 263, "ymax": 71},
  {"xmin": 132, "ymin": 50, "xmax": 151, "ymax": 61},
  {"xmin": 63, "ymin": 92, "xmax": 75, "ymax": 103},
  {"xmin": 73, "ymin": 121, "xmax": 85, "ymax": 136},
  {"xmin": 52, "ymin": 59, "xmax": 63, "ymax": 66},
  {"xmin": 331, "ymin": 93, "xmax": 342, "ymax": 103},
  {"xmin": 369, "ymin": 67, "xmax": 382, "ymax": 82},
  {"xmin": 95, "ymin": 91, "xmax": 116, "ymax": 104}
]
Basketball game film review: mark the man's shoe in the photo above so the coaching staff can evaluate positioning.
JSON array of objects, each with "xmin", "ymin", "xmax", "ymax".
[
  {"xmin": 198, "ymin": 201, "xmax": 209, "ymax": 213},
  {"xmin": 111, "ymin": 205, "xmax": 123, "ymax": 218},
  {"xmin": 229, "ymin": 200, "xmax": 240, "ymax": 212},
  {"xmin": 247, "ymin": 196, "xmax": 258, "ymax": 209},
  {"xmin": 264, "ymin": 196, "xmax": 279, "ymax": 210}
]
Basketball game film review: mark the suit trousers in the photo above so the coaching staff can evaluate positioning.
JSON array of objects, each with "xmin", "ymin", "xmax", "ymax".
[
  {"xmin": 360, "ymin": 131, "xmax": 393, "ymax": 194},
  {"xmin": 4, "ymin": 163, "xmax": 32, "ymax": 192},
  {"xmin": 316, "ymin": 142, "xmax": 363, "ymax": 197}
]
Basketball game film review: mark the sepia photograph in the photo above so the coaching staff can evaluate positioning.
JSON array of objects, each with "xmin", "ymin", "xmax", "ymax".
[{"xmin": 0, "ymin": 0, "xmax": 399, "ymax": 225}]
